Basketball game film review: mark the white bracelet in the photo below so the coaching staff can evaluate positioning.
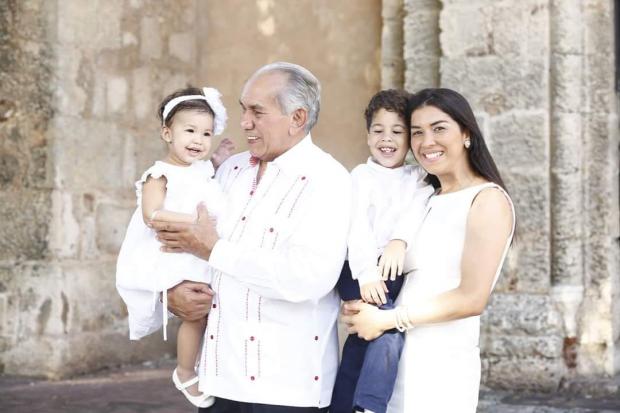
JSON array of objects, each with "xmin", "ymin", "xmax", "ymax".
[
  {"xmin": 394, "ymin": 306, "xmax": 412, "ymax": 332},
  {"xmin": 150, "ymin": 210, "xmax": 160, "ymax": 221}
]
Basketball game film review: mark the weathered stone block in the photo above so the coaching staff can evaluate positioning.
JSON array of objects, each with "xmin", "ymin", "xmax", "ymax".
[
  {"xmin": 494, "ymin": 233, "xmax": 550, "ymax": 294},
  {"xmin": 140, "ymin": 17, "xmax": 163, "ymax": 59},
  {"xmin": 492, "ymin": 0, "xmax": 549, "ymax": 58},
  {"xmin": 584, "ymin": 53, "xmax": 615, "ymax": 113},
  {"xmin": 488, "ymin": 111, "xmax": 548, "ymax": 171},
  {"xmin": 551, "ymin": 113, "xmax": 582, "ymax": 171},
  {"xmin": 502, "ymin": 171, "xmax": 550, "ymax": 235},
  {"xmin": 583, "ymin": 0, "xmax": 614, "ymax": 57},
  {"xmin": 484, "ymin": 356, "xmax": 565, "ymax": 391},
  {"xmin": 52, "ymin": 116, "xmax": 125, "ymax": 190},
  {"xmin": 440, "ymin": 56, "xmax": 549, "ymax": 114},
  {"xmin": 132, "ymin": 66, "xmax": 152, "ymax": 120},
  {"xmin": 57, "ymin": 0, "xmax": 122, "ymax": 50},
  {"xmin": 0, "ymin": 189, "xmax": 51, "ymax": 260},
  {"xmin": 483, "ymin": 293, "xmax": 562, "ymax": 335},
  {"xmin": 439, "ymin": 5, "xmax": 491, "ymax": 58},
  {"xmin": 107, "ymin": 76, "xmax": 128, "ymax": 113},
  {"xmin": 54, "ymin": 47, "xmax": 88, "ymax": 116},
  {"xmin": 169, "ymin": 32, "xmax": 196, "ymax": 64},
  {"xmin": 481, "ymin": 334, "xmax": 563, "ymax": 359},
  {"xmin": 551, "ymin": 54, "xmax": 583, "ymax": 113},
  {"xmin": 96, "ymin": 203, "xmax": 133, "ymax": 255},
  {"xmin": 550, "ymin": 0, "xmax": 584, "ymax": 54}
]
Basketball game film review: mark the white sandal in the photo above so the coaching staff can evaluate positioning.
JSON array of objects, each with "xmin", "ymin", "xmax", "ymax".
[{"xmin": 172, "ymin": 368, "xmax": 215, "ymax": 408}]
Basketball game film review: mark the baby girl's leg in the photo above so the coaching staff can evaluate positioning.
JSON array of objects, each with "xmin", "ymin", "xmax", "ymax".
[{"xmin": 176, "ymin": 317, "xmax": 207, "ymax": 396}]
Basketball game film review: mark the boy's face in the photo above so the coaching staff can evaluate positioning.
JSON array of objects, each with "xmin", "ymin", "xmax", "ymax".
[{"xmin": 367, "ymin": 108, "xmax": 409, "ymax": 169}]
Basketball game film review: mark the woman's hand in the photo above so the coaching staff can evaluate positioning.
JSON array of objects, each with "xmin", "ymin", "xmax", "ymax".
[
  {"xmin": 341, "ymin": 301, "xmax": 395, "ymax": 341},
  {"xmin": 378, "ymin": 239, "xmax": 407, "ymax": 281},
  {"xmin": 360, "ymin": 280, "xmax": 388, "ymax": 305}
]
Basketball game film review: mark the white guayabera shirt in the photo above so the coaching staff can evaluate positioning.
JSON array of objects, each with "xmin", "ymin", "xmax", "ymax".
[{"xmin": 199, "ymin": 135, "xmax": 352, "ymax": 408}]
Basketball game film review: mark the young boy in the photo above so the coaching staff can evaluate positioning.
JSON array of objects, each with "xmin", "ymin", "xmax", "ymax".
[{"xmin": 332, "ymin": 90, "xmax": 432, "ymax": 413}]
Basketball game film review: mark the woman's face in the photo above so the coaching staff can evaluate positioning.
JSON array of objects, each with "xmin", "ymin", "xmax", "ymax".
[{"xmin": 410, "ymin": 105, "xmax": 469, "ymax": 177}]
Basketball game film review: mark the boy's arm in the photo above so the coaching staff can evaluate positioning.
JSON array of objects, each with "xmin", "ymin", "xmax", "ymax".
[{"xmin": 141, "ymin": 176, "xmax": 195, "ymax": 224}]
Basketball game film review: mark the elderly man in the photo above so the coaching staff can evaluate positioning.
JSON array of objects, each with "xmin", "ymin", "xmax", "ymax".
[{"xmin": 153, "ymin": 62, "xmax": 351, "ymax": 412}]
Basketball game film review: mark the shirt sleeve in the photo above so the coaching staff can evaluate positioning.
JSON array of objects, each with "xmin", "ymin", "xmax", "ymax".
[
  {"xmin": 346, "ymin": 167, "xmax": 381, "ymax": 286},
  {"xmin": 390, "ymin": 184, "xmax": 434, "ymax": 247},
  {"xmin": 208, "ymin": 170, "xmax": 352, "ymax": 302}
]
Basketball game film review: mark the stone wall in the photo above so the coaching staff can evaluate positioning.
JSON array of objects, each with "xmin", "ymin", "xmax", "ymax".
[
  {"xmin": 390, "ymin": 0, "xmax": 620, "ymax": 391},
  {"xmin": 0, "ymin": 0, "xmax": 216, "ymax": 378},
  {"xmin": 0, "ymin": 0, "xmax": 382, "ymax": 378}
]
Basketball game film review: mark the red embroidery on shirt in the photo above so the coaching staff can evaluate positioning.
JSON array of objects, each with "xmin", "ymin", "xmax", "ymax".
[
  {"xmin": 214, "ymin": 272, "xmax": 223, "ymax": 376},
  {"xmin": 288, "ymin": 178, "xmax": 309, "ymax": 218}
]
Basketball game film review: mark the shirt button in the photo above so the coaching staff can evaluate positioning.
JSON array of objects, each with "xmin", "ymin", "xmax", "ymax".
[
  {"xmin": 212, "ymin": 304, "xmax": 217, "ymax": 309},
  {"xmin": 314, "ymin": 376, "xmax": 319, "ymax": 381},
  {"xmin": 234, "ymin": 166, "xmax": 239, "ymax": 170},
  {"xmin": 269, "ymin": 227, "xmax": 274, "ymax": 233},
  {"xmin": 241, "ymin": 216, "xmax": 246, "ymax": 221},
  {"xmin": 301, "ymin": 176, "xmax": 306, "ymax": 180},
  {"xmin": 210, "ymin": 335, "xmax": 214, "ymax": 340},
  {"xmin": 250, "ymin": 376, "xmax": 255, "ymax": 381},
  {"xmin": 314, "ymin": 336, "xmax": 319, "ymax": 341},
  {"xmin": 250, "ymin": 336, "xmax": 255, "ymax": 341}
]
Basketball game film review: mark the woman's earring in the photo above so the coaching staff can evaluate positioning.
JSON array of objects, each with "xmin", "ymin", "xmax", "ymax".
[{"xmin": 464, "ymin": 139, "xmax": 471, "ymax": 149}]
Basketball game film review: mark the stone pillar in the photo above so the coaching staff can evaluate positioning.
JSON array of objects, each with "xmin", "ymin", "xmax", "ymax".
[
  {"xmin": 381, "ymin": 0, "xmax": 405, "ymax": 89},
  {"xmin": 579, "ymin": 0, "xmax": 619, "ymax": 377},
  {"xmin": 402, "ymin": 0, "xmax": 440, "ymax": 91},
  {"xmin": 549, "ymin": 0, "xmax": 585, "ymax": 374}
]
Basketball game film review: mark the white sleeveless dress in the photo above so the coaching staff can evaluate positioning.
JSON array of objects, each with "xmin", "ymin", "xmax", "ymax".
[
  {"xmin": 387, "ymin": 183, "xmax": 515, "ymax": 413},
  {"xmin": 116, "ymin": 160, "xmax": 226, "ymax": 340}
]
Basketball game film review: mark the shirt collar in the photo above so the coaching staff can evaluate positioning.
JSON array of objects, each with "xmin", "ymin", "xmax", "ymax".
[
  {"xmin": 271, "ymin": 133, "xmax": 314, "ymax": 172},
  {"xmin": 366, "ymin": 157, "xmax": 406, "ymax": 176}
]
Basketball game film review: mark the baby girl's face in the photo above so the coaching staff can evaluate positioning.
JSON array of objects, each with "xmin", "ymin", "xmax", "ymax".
[
  {"xmin": 367, "ymin": 108, "xmax": 409, "ymax": 169},
  {"xmin": 162, "ymin": 110, "xmax": 214, "ymax": 166}
]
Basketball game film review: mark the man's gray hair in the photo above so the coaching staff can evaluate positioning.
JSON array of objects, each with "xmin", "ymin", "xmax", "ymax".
[{"xmin": 251, "ymin": 62, "xmax": 321, "ymax": 133}]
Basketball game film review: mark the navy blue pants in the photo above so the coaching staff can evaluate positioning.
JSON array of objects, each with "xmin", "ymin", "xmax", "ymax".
[{"xmin": 331, "ymin": 261, "xmax": 404, "ymax": 413}]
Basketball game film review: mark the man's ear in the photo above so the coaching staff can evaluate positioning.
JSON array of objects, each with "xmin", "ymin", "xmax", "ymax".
[
  {"xmin": 161, "ymin": 126, "xmax": 172, "ymax": 143},
  {"xmin": 289, "ymin": 108, "xmax": 308, "ymax": 135}
]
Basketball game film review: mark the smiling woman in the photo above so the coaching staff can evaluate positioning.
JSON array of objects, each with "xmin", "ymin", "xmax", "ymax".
[{"xmin": 342, "ymin": 88, "xmax": 515, "ymax": 413}]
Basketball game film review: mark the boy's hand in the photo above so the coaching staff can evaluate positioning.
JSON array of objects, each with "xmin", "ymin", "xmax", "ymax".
[
  {"xmin": 211, "ymin": 138, "xmax": 235, "ymax": 169},
  {"xmin": 360, "ymin": 280, "xmax": 388, "ymax": 305},
  {"xmin": 378, "ymin": 240, "xmax": 407, "ymax": 281}
]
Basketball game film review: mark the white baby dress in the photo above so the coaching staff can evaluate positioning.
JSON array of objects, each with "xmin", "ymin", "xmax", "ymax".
[{"xmin": 116, "ymin": 160, "xmax": 226, "ymax": 340}]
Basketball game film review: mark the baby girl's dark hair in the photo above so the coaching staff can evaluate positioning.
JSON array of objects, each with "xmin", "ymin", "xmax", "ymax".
[
  {"xmin": 158, "ymin": 87, "xmax": 214, "ymax": 127},
  {"xmin": 364, "ymin": 89, "xmax": 411, "ymax": 131}
]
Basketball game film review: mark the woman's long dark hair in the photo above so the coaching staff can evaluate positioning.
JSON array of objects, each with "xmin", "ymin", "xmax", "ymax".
[{"xmin": 408, "ymin": 88, "xmax": 507, "ymax": 192}]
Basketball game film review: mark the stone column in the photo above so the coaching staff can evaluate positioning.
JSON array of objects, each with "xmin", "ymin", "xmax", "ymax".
[
  {"xmin": 579, "ymin": 0, "xmax": 619, "ymax": 377},
  {"xmin": 381, "ymin": 0, "xmax": 405, "ymax": 89},
  {"xmin": 403, "ymin": 0, "xmax": 440, "ymax": 91},
  {"xmin": 549, "ymin": 0, "xmax": 585, "ymax": 373}
]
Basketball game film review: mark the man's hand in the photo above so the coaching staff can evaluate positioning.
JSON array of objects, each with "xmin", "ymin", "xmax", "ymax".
[
  {"xmin": 211, "ymin": 138, "xmax": 235, "ymax": 170},
  {"xmin": 167, "ymin": 281, "xmax": 214, "ymax": 321},
  {"xmin": 151, "ymin": 203, "xmax": 219, "ymax": 260}
]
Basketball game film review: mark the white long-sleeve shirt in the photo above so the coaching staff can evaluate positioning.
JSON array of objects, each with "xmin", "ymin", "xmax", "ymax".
[
  {"xmin": 347, "ymin": 158, "xmax": 430, "ymax": 286},
  {"xmin": 199, "ymin": 135, "xmax": 352, "ymax": 408}
]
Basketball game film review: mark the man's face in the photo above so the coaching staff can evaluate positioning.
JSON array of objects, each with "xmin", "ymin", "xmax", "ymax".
[{"xmin": 239, "ymin": 73, "xmax": 297, "ymax": 162}]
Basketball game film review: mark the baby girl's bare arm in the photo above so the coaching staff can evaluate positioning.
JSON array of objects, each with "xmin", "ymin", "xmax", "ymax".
[{"xmin": 141, "ymin": 176, "xmax": 195, "ymax": 225}]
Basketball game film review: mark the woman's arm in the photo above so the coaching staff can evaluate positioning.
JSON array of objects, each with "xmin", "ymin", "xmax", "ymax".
[
  {"xmin": 141, "ymin": 176, "xmax": 195, "ymax": 225},
  {"xmin": 343, "ymin": 188, "xmax": 514, "ymax": 340}
]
